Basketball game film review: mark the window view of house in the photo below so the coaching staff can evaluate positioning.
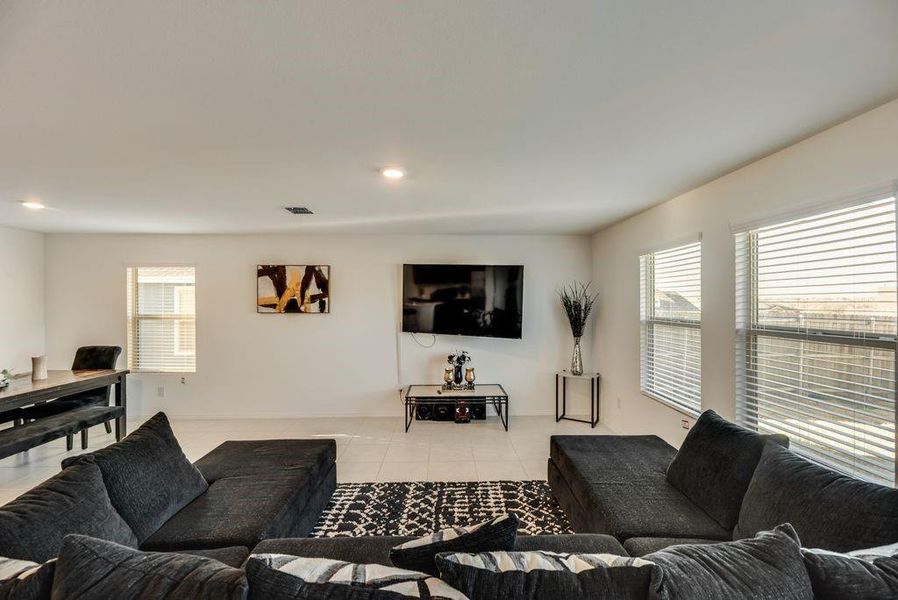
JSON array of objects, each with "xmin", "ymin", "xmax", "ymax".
[
  {"xmin": 736, "ymin": 195, "xmax": 897, "ymax": 485},
  {"xmin": 126, "ymin": 266, "xmax": 196, "ymax": 373},
  {"xmin": 640, "ymin": 241, "xmax": 702, "ymax": 415}
]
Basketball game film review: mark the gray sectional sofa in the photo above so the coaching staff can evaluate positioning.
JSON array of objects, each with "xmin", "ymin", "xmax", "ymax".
[
  {"xmin": 548, "ymin": 409, "xmax": 898, "ymax": 556},
  {"xmin": 3, "ymin": 409, "xmax": 898, "ymax": 599},
  {"xmin": 0, "ymin": 413, "xmax": 336, "ymax": 568}
]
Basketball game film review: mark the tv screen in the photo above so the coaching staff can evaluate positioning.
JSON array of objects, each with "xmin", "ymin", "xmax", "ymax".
[{"xmin": 402, "ymin": 264, "xmax": 523, "ymax": 339}]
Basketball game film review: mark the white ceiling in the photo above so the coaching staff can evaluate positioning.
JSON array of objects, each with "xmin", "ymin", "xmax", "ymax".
[{"xmin": 1, "ymin": 1, "xmax": 897, "ymax": 235}]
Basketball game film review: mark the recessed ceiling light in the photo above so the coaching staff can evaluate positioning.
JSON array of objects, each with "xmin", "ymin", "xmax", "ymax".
[
  {"xmin": 381, "ymin": 167, "xmax": 405, "ymax": 179},
  {"xmin": 20, "ymin": 200, "xmax": 46, "ymax": 210}
]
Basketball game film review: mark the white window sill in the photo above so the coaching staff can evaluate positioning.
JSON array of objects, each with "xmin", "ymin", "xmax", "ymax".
[{"xmin": 641, "ymin": 389, "xmax": 701, "ymax": 419}]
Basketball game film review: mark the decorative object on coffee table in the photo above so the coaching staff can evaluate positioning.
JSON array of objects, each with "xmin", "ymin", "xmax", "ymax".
[
  {"xmin": 0, "ymin": 369, "xmax": 11, "ymax": 390},
  {"xmin": 455, "ymin": 400, "xmax": 471, "ymax": 423},
  {"xmin": 443, "ymin": 351, "xmax": 473, "ymax": 390},
  {"xmin": 465, "ymin": 367, "xmax": 476, "ymax": 386},
  {"xmin": 556, "ymin": 371, "xmax": 600, "ymax": 428},
  {"xmin": 559, "ymin": 282, "xmax": 598, "ymax": 376}
]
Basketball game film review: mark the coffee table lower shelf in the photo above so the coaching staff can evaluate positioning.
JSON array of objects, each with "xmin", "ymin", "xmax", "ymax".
[{"xmin": 403, "ymin": 384, "xmax": 509, "ymax": 432}]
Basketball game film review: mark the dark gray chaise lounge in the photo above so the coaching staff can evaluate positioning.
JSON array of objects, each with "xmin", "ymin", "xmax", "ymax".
[
  {"xmin": 0, "ymin": 413, "xmax": 336, "ymax": 568},
  {"xmin": 549, "ymin": 410, "xmax": 898, "ymax": 556}
]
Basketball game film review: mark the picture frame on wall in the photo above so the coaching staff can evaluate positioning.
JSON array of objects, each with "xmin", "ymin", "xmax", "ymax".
[{"xmin": 257, "ymin": 265, "xmax": 330, "ymax": 313}]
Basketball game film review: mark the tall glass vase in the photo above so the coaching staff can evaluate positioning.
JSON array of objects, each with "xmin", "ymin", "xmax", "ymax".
[{"xmin": 571, "ymin": 337, "xmax": 583, "ymax": 376}]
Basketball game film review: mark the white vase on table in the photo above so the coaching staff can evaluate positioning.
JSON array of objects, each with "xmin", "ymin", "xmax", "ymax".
[{"xmin": 31, "ymin": 356, "xmax": 48, "ymax": 381}]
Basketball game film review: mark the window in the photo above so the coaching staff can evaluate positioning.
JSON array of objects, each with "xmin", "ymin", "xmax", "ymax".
[
  {"xmin": 640, "ymin": 241, "xmax": 702, "ymax": 415},
  {"xmin": 127, "ymin": 266, "xmax": 196, "ymax": 373},
  {"xmin": 736, "ymin": 194, "xmax": 897, "ymax": 486}
]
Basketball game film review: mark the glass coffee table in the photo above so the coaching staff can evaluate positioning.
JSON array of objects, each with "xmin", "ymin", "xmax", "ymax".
[{"xmin": 404, "ymin": 384, "xmax": 509, "ymax": 432}]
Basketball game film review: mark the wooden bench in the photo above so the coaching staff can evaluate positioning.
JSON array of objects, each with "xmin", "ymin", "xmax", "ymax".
[{"xmin": 0, "ymin": 405, "xmax": 124, "ymax": 459}]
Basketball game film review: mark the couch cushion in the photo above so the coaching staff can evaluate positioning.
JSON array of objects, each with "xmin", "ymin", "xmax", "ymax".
[
  {"xmin": 180, "ymin": 546, "xmax": 250, "ymax": 568},
  {"xmin": 246, "ymin": 554, "xmax": 465, "ymax": 599},
  {"xmin": 0, "ymin": 462, "xmax": 137, "ymax": 562},
  {"xmin": 735, "ymin": 442, "xmax": 898, "ymax": 551},
  {"xmin": 549, "ymin": 435, "xmax": 730, "ymax": 540},
  {"xmin": 0, "ymin": 556, "xmax": 55, "ymax": 600},
  {"xmin": 62, "ymin": 412, "xmax": 208, "ymax": 543},
  {"xmin": 436, "ymin": 550, "xmax": 658, "ymax": 600},
  {"xmin": 253, "ymin": 534, "xmax": 629, "ymax": 565},
  {"xmin": 141, "ymin": 465, "xmax": 334, "ymax": 551},
  {"xmin": 666, "ymin": 410, "xmax": 788, "ymax": 531},
  {"xmin": 52, "ymin": 535, "xmax": 247, "ymax": 600},
  {"xmin": 390, "ymin": 514, "xmax": 518, "ymax": 576},
  {"xmin": 193, "ymin": 439, "xmax": 336, "ymax": 483},
  {"xmin": 622, "ymin": 537, "xmax": 720, "ymax": 557},
  {"xmin": 644, "ymin": 524, "xmax": 812, "ymax": 600},
  {"xmin": 801, "ymin": 544, "xmax": 898, "ymax": 600}
]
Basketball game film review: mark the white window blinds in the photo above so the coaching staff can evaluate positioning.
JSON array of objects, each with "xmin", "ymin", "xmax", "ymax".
[
  {"xmin": 640, "ymin": 241, "xmax": 702, "ymax": 415},
  {"xmin": 736, "ymin": 194, "xmax": 897, "ymax": 486},
  {"xmin": 127, "ymin": 266, "xmax": 196, "ymax": 373}
]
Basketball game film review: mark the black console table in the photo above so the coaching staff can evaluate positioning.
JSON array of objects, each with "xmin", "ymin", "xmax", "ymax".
[
  {"xmin": 404, "ymin": 384, "xmax": 509, "ymax": 432},
  {"xmin": 555, "ymin": 371, "xmax": 600, "ymax": 428}
]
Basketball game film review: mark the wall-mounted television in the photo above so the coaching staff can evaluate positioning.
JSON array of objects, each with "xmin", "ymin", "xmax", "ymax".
[{"xmin": 401, "ymin": 264, "xmax": 523, "ymax": 339}]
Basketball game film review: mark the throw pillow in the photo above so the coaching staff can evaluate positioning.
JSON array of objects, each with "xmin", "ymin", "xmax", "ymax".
[
  {"xmin": 0, "ymin": 557, "xmax": 55, "ymax": 600},
  {"xmin": 61, "ymin": 412, "xmax": 208, "ymax": 542},
  {"xmin": 390, "ymin": 514, "xmax": 518, "ymax": 576},
  {"xmin": 0, "ymin": 462, "xmax": 137, "ymax": 563},
  {"xmin": 665, "ymin": 409, "xmax": 788, "ymax": 531},
  {"xmin": 245, "ymin": 554, "xmax": 466, "ymax": 599},
  {"xmin": 734, "ymin": 442, "xmax": 898, "ymax": 551},
  {"xmin": 644, "ymin": 523, "xmax": 812, "ymax": 600},
  {"xmin": 435, "ymin": 550, "xmax": 658, "ymax": 600},
  {"xmin": 52, "ymin": 535, "xmax": 247, "ymax": 600},
  {"xmin": 802, "ymin": 545, "xmax": 898, "ymax": 600}
]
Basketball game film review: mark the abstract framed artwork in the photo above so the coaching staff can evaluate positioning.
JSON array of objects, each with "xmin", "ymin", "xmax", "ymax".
[{"xmin": 257, "ymin": 265, "xmax": 330, "ymax": 313}]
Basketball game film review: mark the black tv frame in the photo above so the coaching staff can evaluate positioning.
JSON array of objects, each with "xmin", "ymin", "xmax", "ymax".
[{"xmin": 401, "ymin": 263, "xmax": 524, "ymax": 339}]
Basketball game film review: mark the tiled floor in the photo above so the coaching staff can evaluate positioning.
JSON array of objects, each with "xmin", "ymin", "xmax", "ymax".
[{"xmin": 0, "ymin": 414, "xmax": 614, "ymax": 504}]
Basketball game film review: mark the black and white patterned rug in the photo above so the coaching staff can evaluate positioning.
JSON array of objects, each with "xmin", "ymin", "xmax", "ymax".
[{"xmin": 310, "ymin": 481, "xmax": 573, "ymax": 537}]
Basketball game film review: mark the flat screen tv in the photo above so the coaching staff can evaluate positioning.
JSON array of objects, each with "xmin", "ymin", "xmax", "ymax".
[{"xmin": 402, "ymin": 264, "xmax": 523, "ymax": 339}]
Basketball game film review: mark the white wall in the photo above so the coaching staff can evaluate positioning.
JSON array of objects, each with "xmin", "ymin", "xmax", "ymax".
[
  {"xmin": 591, "ymin": 98, "xmax": 898, "ymax": 447},
  {"xmin": 44, "ymin": 234, "xmax": 594, "ymax": 418},
  {"xmin": 0, "ymin": 226, "xmax": 45, "ymax": 373}
]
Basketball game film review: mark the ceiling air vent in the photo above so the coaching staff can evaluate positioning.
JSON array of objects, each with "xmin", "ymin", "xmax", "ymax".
[{"xmin": 284, "ymin": 207, "xmax": 313, "ymax": 215}]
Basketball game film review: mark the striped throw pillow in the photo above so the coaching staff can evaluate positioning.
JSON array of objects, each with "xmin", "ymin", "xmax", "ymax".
[
  {"xmin": 437, "ymin": 551, "xmax": 659, "ymax": 599},
  {"xmin": 247, "ymin": 554, "xmax": 468, "ymax": 599}
]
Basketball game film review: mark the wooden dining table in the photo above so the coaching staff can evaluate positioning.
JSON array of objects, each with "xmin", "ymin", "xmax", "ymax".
[{"xmin": 0, "ymin": 369, "xmax": 129, "ymax": 439}]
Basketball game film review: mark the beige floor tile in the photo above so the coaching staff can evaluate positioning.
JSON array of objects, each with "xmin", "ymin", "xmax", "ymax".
[
  {"xmin": 475, "ymin": 461, "xmax": 527, "ymax": 481},
  {"xmin": 428, "ymin": 445, "xmax": 475, "ymax": 462},
  {"xmin": 340, "ymin": 443, "xmax": 389, "ymax": 463},
  {"xmin": 377, "ymin": 462, "xmax": 428, "ymax": 482},
  {"xmin": 520, "ymin": 460, "xmax": 548, "ymax": 480},
  {"xmin": 512, "ymin": 442, "xmax": 549, "ymax": 460},
  {"xmin": 471, "ymin": 444, "xmax": 519, "ymax": 461},
  {"xmin": 427, "ymin": 461, "xmax": 478, "ymax": 482},
  {"xmin": 336, "ymin": 462, "xmax": 381, "ymax": 483},
  {"xmin": 383, "ymin": 444, "xmax": 430, "ymax": 462}
]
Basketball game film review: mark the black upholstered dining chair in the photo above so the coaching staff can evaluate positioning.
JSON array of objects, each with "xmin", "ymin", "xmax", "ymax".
[{"xmin": 18, "ymin": 346, "xmax": 122, "ymax": 449}]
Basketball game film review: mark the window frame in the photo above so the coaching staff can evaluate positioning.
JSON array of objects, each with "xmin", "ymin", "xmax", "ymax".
[
  {"xmin": 735, "ymin": 190, "xmax": 897, "ymax": 486},
  {"xmin": 639, "ymin": 240, "xmax": 703, "ymax": 417},
  {"xmin": 126, "ymin": 264, "xmax": 197, "ymax": 374}
]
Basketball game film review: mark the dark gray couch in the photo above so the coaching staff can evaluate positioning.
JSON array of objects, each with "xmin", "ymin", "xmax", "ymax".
[
  {"xmin": 254, "ymin": 533, "xmax": 628, "ymax": 565},
  {"xmin": 548, "ymin": 410, "xmax": 898, "ymax": 556},
  {"xmin": 0, "ymin": 414, "xmax": 337, "ymax": 568}
]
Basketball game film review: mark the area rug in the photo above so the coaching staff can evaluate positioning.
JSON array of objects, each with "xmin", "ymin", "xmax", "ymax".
[{"xmin": 310, "ymin": 480, "xmax": 573, "ymax": 537}]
